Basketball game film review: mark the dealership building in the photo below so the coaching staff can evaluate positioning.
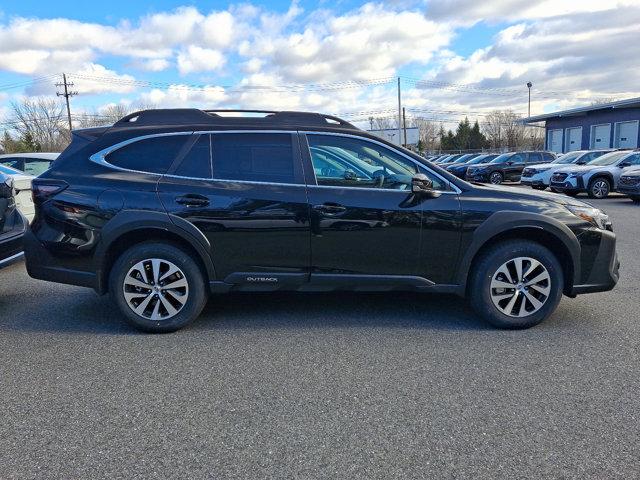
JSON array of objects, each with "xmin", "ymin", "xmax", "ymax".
[{"xmin": 525, "ymin": 97, "xmax": 640, "ymax": 154}]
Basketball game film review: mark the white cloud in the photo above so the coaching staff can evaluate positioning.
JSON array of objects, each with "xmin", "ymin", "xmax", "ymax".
[
  {"xmin": 136, "ymin": 58, "xmax": 171, "ymax": 72},
  {"xmin": 176, "ymin": 46, "xmax": 226, "ymax": 75}
]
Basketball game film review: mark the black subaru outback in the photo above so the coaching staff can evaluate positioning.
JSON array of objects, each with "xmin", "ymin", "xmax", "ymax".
[{"xmin": 24, "ymin": 109, "xmax": 619, "ymax": 332}]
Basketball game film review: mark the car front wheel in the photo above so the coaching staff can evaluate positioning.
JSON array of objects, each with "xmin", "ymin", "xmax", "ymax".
[
  {"xmin": 469, "ymin": 240, "xmax": 564, "ymax": 329},
  {"xmin": 109, "ymin": 242, "xmax": 208, "ymax": 333},
  {"xmin": 489, "ymin": 172, "xmax": 503, "ymax": 185},
  {"xmin": 588, "ymin": 177, "xmax": 611, "ymax": 199}
]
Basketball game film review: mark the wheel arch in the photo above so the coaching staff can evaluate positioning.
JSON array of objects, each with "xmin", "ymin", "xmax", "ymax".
[
  {"xmin": 94, "ymin": 210, "xmax": 216, "ymax": 294},
  {"xmin": 457, "ymin": 211, "xmax": 580, "ymax": 296}
]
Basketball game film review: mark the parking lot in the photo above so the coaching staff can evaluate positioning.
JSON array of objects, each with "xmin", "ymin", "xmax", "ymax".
[{"xmin": 1, "ymin": 193, "xmax": 638, "ymax": 479}]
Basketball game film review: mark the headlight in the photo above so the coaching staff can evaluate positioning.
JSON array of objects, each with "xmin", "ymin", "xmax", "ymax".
[
  {"xmin": 567, "ymin": 171, "xmax": 584, "ymax": 178},
  {"xmin": 566, "ymin": 205, "xmax": 611, "ymax": 230}
]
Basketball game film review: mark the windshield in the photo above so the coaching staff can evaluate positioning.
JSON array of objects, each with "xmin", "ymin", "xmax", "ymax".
[
  {"xmin": 489, "ymin": 153, "xmax": 512, "ymax": 164},
  {"xmin": 553, "ymin": 151, "xmax": 582, "ymax": 164},
  {"xmin": 466, "ymin": 154, "xmax": 493, "ymax": 165},
  {"xmin": 453, "ymin": 154, "xmax": 474, "ymax": 164},
  {"xmin": 588, "ymin": 151, "xmax": 628, "ymax": 166}
]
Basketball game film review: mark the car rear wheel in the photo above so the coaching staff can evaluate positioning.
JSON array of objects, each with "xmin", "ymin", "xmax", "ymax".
[
  {"xmin": 489, "ymin": 172, "xmax": 503, "ymax": 185},
  {"xmin": 588, "ymin": 177, "xmax": 611, "ymax": 199},
  {"xmin": 469, "ymin": 240, "xmax": 564, "ymax": 329},
  {"xmin": 109, "ymin": 242, "xmax": 208, "ymax": 333}
]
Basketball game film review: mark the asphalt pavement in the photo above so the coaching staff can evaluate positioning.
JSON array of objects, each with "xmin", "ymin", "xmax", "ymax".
[{"xmin": 1, "ymin": 192, "xmax": 639, "ymax": 479}]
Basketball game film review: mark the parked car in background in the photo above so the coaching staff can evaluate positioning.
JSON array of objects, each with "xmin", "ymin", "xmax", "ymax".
[
  {"xmin": 24, "ymin": 108, "xmax": 619, "ymax": 332},
  {"xmin": 446, "ymin": 154, "xmax": 498, "ymax": 179},
  {"xmin": 521, "ymin": 150, "xmax": 610, "ymax": 191},
  {"xmin": 0, "ymin": 165, "xmax": 35, "ymax": 222},
  {"xmin": 550, "ymin": 150, "xmax": 640, "ymax": 198},
  {"xmin": 0, "ymin": 152, "xmax": 58, "ymax": 176},
  {"xmin": 466, "ymin": 151, "xmax": 556, "ymax": 184},
  {"xmin": 438, "ymin": 154, "xmax": 463, "ymax": 165},
  {"xmin": 617, "ymin": 169, "xmax": 640, "ymax": 203},
  {"xmin": 0, "ymin": 171, "xmax": 27, "ymax": 269}
]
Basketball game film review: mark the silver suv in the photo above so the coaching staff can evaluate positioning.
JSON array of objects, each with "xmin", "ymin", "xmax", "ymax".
[
  {"xmin": 550, "ymin": 150, "xmax": 640, "ymax": 198},
  {"xmin": 521, "ymin": 150, "xmax": 609, "ymax": 191}
]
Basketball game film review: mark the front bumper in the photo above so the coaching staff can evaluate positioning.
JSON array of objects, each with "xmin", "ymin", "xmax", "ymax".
[
  {"xmin": 570, "ymin": 229, "xmax": 619, "ymax": 295},
  {"xmin": 465, "ymin": 172, "xmax": 489, "ymax": 182},
  {"xmin": 617, "ymin": 184, "xmax": 640, "ymax": 196},
  {"xmin": 550, "ymin": 176, "xmax": 585, "ymax": 192},
  {"xmin": 521, "ymin": 178, "xmax": 546, "ymax": 187}
]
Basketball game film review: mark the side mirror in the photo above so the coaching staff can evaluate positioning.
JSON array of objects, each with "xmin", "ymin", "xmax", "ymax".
[
  {"xmin": 411, "ymin": 174, "xmax": 439, "ymax": 197},
  {"xmin": 619, "ymin": 162, "xmax": 630, "ymax": 168}
]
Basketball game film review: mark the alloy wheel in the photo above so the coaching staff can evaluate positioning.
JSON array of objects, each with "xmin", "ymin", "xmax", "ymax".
[
  {"xmin": 490, "ymin": 172, "xmax": 503, "ymax": 184},
  {"xmin": 122, "ymin": 258, "xmax": 189, "ymax": 320},
  {"xmin": 489, "ymin": 256, "xmax": 551, "ymax": 317},
  {"xmin": 591, "ymin": 180, "xmax": 609, "ymax": 198}
]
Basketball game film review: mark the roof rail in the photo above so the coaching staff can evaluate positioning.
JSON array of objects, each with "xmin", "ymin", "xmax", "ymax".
[{"xmin": 113, "ymin": 108, "xmax": 358, "ymax": 129}]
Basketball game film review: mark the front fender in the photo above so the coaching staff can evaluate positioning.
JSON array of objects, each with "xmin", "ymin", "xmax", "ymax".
[{"xmin": 455, "ymin": 210, "xmax": 581, "ymax": 288}]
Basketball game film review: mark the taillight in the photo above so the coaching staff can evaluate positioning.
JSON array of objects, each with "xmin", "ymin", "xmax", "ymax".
[{"xmin": 31, "ymin": 179, "xmax": 68, "ymax": 205}]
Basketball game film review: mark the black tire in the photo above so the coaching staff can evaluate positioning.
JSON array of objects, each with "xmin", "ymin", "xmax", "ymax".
[
  {"xmin": 532, "ymin": 185, "xmax": 547, "ymax": 191},
  {"xmin": 489, "ymin": 171, "xmax": 503, "ymax": 185},
  {"xmin": 550, "ymin": 187, "xmax": 561, "ymax": 193},
  {"xmin": 469, "ymin": 240, "xmax": 564, "ymax": 329},
  {"xmin": 630, "ymin": 196, "xmax": 640, "ymax": 204},
  {"xmin": 109, "ymin": 242, "xmax": 208, "ymax": 333},
  {"xmin": 587, "ymin": 177, "xmax": 611, "ymax": 199}
]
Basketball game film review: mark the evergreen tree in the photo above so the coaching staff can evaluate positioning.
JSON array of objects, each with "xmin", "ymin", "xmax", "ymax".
[{"xmin": 469, "ymin": 120, "xmax": 488, "ymax": 149}]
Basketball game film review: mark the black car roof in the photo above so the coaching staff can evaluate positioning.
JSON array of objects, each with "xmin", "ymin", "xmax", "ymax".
[{"xmin": 109, "ymin": 108, "xmax": 360, "ymax": 132}]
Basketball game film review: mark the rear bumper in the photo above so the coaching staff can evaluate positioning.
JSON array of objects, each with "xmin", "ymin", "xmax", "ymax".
[
  {"xmin": 23, "ymin": 228, "xmax": 98, "ymax": 290},
  {"xmin": 570, "ymin": 230, "xmax": 619, "ymax": 295}
]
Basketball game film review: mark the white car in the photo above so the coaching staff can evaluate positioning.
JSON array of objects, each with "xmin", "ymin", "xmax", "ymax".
[
  {"xmin": 521, "ymin": 150, "xmax": 610, "ymax": 190},
  {"xmin": 550, "ymin": 150, "xmax": 640, "ymax": 198},
  {"xmin": 0, "ymin": 152, "xmax": 58, "ymax": 176},
  {"xmin": 0, "ymin": 165, "xmax": 35, "ymax": 222}
]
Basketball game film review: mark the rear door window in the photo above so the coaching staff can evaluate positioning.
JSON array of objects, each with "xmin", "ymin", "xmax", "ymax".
[
  {"xmin": 211, "ymin": 133, "xmax": 299, "ymax": 184},
  {"xmin": 23, "ymin": 159, "xmax": 52, "ymax": 176},
  {"xmin": 527, "ymin": 153, "xmax": 543, "ymax": 164},
  {"xmin": 106, "ymin": 135, "xmax": 190, "ymax": 174}
]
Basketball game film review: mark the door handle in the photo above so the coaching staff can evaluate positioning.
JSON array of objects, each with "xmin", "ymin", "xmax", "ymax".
[
  {"xmin": 313, "ymin": 203, "xmax": 347, "ymax": 216},
  {"xmin": 175, "ymin": 194, "xmax": 210, "ymax": 207}
]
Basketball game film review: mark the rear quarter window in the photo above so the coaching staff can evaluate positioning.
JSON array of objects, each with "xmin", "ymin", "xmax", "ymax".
[{"xmin": 106, "ymin": 135, "xmax": 189, "ymax": 174}]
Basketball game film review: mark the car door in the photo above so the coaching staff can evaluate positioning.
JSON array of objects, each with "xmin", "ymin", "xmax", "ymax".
[
  {"xmin": 157, "ymin": 131, "xmax": 311, "ymax": 288},
  {"xmin": 300, "ymin": 132, "xmax": 462, "ymax": 286},
  {"xmin": 506, "ymin": 153, "xmax": 526, "ymax": 181}
]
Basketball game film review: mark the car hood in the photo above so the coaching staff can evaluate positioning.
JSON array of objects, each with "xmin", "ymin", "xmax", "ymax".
[
  {"xmin": 525, "ymin": 162, "xmax": 557, "ymax": 170},
  {"xmin": 554, "ymin": 164, "xmax": 603, "ymax": 174},
  {"xmin": 472, "ymin": 183, "xmax": 594, "ymax": 208}
]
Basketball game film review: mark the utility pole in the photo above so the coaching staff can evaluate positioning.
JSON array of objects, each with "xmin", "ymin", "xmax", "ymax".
[
  {"xmin": 526, "ymin": 81, "xmax": 533, "ymax": 118},
  {"xmin": 397, "ymin": 77, "xmax": 402, "ymax": 147},
  {"xmin": 402, "ymin": 107, "xmax": 407, "ymax": 147},
  {"xmin": 56, "ymin": 73, "xmax": 77, "ymax": 134}
]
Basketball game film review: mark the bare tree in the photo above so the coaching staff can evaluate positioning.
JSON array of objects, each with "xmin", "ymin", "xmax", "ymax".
[
  {"xmin": 77, "ymin": 103, "xmax": 158, "ymax": 128},
  {"xmin": 8, "ymin": 98, "xmax": 69, "ymax": 152},
  {"xmin": 410, "ymin": 116, "xmax": 438, "ymax": 151},
  {"xmin": 482, "ymin": 109, "xmax": 537, "ymax": 151}
]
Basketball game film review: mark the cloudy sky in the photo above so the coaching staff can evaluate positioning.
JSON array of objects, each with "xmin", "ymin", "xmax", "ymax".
[{"xmin": 0, "ymin": 0, "xmax": 639, "ymax": 129}]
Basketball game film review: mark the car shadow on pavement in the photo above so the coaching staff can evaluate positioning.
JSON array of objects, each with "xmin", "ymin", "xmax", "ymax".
[{"xmin": 0, "ymin": 287, "xmax": 490, "ymax": 334}]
